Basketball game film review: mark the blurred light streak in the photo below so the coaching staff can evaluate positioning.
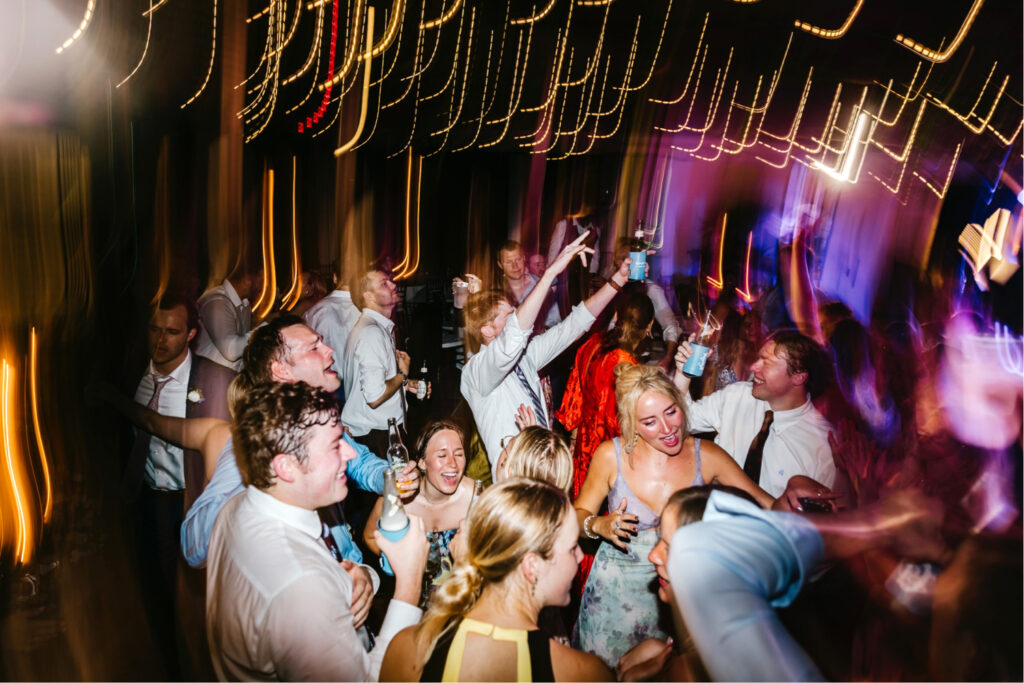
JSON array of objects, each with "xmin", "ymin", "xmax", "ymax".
[
  {"xmin": 372, "ymin": 5, "xmax": 407, "ymax": 85},
  {"xmin": 563, "ymin": 55, "xmax": 610, "ymax": 157},
  {"xmin": 383, "ymin": 0, "xmax": 425, "ymax": 109},
  {"xmin": 358, "ymin": 0, "xmax": 404, "ymax": 62},
  {"xmin": 959, "ymin": 208, "xmax": 1019, "ymax": 289},
  {"xmin": 429, "ymin": 8, "xmax": 475, "ymax": 142},
  {"xmin": 393, "ymin": 152, "xmax": 423, "ymax": 280},
  {"xmin": 870, "ymin": 61, "xmax": 935, "ymax": 127},
  {"xmin": 321, "ymin": 0, "xmax": 364, "ymax": 90},
  {"xmin": 29, "ymin": 329, "xmax": 52, "ymax": 524},
  {"xmin": 735, "ymin": 231, "xmax": 756, "ymax": 303},
  {"xmin": 706, "ymin": 214, "xmax": 727, "ymax": 291},
  {"xmin": 452, "ymin": 31, "xmax": 495, "ymax": 152},
  {"xmin": 894, "ymin": 0, "xmax": 984, "ymax": 62},
  {"xmin": 994, "ymin": 324, "xmax": 1023, "ymax": 376},
  {"xmin": 421, "ymin": 0, "xmax": 463, "ymax": 30},
  {"xmin": 578, "ymin": 0, "xmax": 615, "ymax": 6},
  {"xmin": 55, "ymin": 0, "xmax": 96, "ymax": 54},
  {"xmin": 142, "ymin": 0, "xmax": 171, "ymax": 15},
  {"xmin": 812, "ymin": 86, "xmax": 867, "ymax": 155},
  {"xmin": 297, "ymin": 0, "xmax": 338, "ymax": 127},
  {"xmin": 116, "ymin": 0, "xmax": 154, "ymax": 88},
  {"xmin": 814, "ymin": 110, "xmax": 870, "ymax": 182},
  {"xmin": 871, "ymin": 99, "xmax": 926, "ymax": 162},
  {"xmin": 351, "ymin": 55, "xmax": 386, "ymax": 151},
  {"xmin": 656, "ymin": 47, "xmax": 711, "ymax": 133},
  {"xmin": 914, "ymin": 141, "xmax": 962, "ymax": 198},
  {"xmin": 928, "ymin": 72, "xmax": 1010, "ymax": 135},
  {"xmin": 618, "ymin": 0, "xmax": 673, "ymax": 93},
  {"xmin": 716, "ymin": 75, "xmax": 765, "ymax": 154},
  {"xmin": 463, "ymin": 0, "xmax": 510, "ymax": 123},
  {"xmin": 253, "ymin": 168, "xmax": 278, "ymax": 319},
  {"xmin": 650, "ymin": 14, "xmax": 708, "ymax": 105},
  {"xmin": 986, "ymin": 117, "xmax": 1022, "ymax": 147},
  {"xmin": 691, "ymin": 82, "xmax": 738, "ymax": 161},
  {"xmin": 398, "ymin": 157, "xmax": 423, "ymax": 280},
  {"xmin": 1, "ymin": 359, "xmax": 32, "ymax": 565},
  {"xmin": 284, "ymin": 1, "xmax": 324, "ymax": 86},
  {"xmin": 419, "ymin": 5, "xmax": 467, "ymax": 103},
  {"xmin": 182, "ymin": 0, "xmax": 219, "ymax": 107},
  {"xmin": 756, "ymin": 68, "xmax": 812, "ymax": 168},
  {"xmin": 244, "ymin": 1, "xmax": 286, "ymax": 141},
  {"xmin": 393, "ymin": 150, "xmax": 414, "ymax": 276},
  {"xmin": 791, "ymin": 83, "xmax": 842, "ymax": 155},
  {"xmin": 404, "ymin": 14, "xmax": 444, "ymax": 81},
  {"xmin": 238, "ymin": 0, "xmax": 276, "ymax": 91},
  {"xmin": 282, "ymin": 157, "xmax": 302, "ymax": 310},
  {"xmin": 669, "ymin": 65, "xmax": 726, "ymax": 153},
  {"xmin": 334, "ymin": 6, "xmax": 375, "ymax": 155},
  {"xmin": 479, "ymin": 29, "xmax": 530, "ymax": 145},
  {"xmin": 520, "ymin": 25, "xmax": 570, "ymax": 115},
  {"xmin": 511, "ymin": 0, "xmax": 558, "ymax": 26},
  {"xmin": 794, "ymin": 0, "xmax": 864, "ymax": 39}
]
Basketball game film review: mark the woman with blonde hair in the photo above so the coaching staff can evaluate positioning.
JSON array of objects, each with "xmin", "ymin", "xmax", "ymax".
[
  {"xmin": 573, "ymin": 363, "xmax": 774, "ymax": 665},
  {"xmin": 381, "ymin": 478, "xmax": 612, "ymax": 682},
  {"xmin": 493, "ymin": 425, "xmax": 573, "ymax": 493}
]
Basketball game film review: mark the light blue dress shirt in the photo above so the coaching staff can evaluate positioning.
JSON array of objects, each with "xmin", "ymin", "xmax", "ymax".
[
  {"xmin": 668, "ymin": 491, "xmax": 826, "ymax": 681},
  {"xmin": 181, "ymin": 433, "xmax": 387, "ymax": 568}
]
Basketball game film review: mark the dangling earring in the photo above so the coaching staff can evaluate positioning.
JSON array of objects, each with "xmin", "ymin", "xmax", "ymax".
[
  {"xmin": 627, "ymin": 432, "xmax": 639, "ymax": 453},
  {"xmin": 530, "ymin": 576, "xmax": 537, "ymax": 597}
]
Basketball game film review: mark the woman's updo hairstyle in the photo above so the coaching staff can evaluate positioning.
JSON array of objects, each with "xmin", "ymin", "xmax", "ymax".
[{"xmin": 613, "ymin": 362, "xmax": 689, "ymax": 452}]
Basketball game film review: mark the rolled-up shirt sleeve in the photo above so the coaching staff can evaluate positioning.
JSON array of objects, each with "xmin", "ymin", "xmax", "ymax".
[
  {"xmin": 355, "ymin": 328, "xmax": 390, "ymax": 405},
  {"xmin": 647, "ymin": 283, "xmax": 681, "ymax": 343},
  {"xmin": 345, "ymin": 434, "xmax": 387, "ymax": 493},
  {"xmin": 525, "ymin": 302, "xmax": 596, "ymax": 370},
  {"xmin": 180, "ymin": 446, "xmax": 243, "ymax": 568},
  {"xmin": 463, "ymin": 311, "xmax": 531, "ymax": 397}
]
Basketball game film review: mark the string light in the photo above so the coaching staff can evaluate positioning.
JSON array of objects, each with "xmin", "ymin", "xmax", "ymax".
[
  {"xmin": 282, "ymin": 157, "xmax": 302, "ymax": 310},
  {"xmin": 706, "ymin": 214, "xmax": 727, "ymax": 291},
  {"xmin": 870, "ymin": 60, "xmax": 935, "ymax": 127},
  {"xmin": 618, "ymin": 0, "xmax": 673, "ymax": 93},
  {"xmin": 479, "ymin": 27, "xmax": 532, "ymax": 147},
  {"xmin": 894, "ymin": 0, "xmax": 985, "ymax": 62},
  {"xmin": 29, "ymin": 329, "xmax": 52, "ymax": 524},
  {"xmin": 791, "ymin": 83, "xmax": 842, "ymax": 154},
  {"xmin": 334, "ymin": 6, "xmax": 375, "ymax": 155},
  {"xmin": 357, "ymin": 0, "xmax": 404, "ymax": 61},
  {"xmin": 421, "ymin": 0, "xmax": 463, "ymax": 30},
  {"xmin": 298, "ymin": 0, "xmax": 340, "ymax": 131},
  {"xmin": 384, "ymin": 0, "xmax": 427, "ymax": 109},
  {"xmin": 511, "ymin": 0, "xmax": 558, "ymax": 26},
  {"xmin": 56, "ymin": 0, "xmax": 96, "ymax": 54},
  {"xmin": 283, "ymin": 1, "xmax": 324, "ymax": 86},
  {"xmin": 669, "ymin": 64, "xmax": 727, "ymax": 153},
  {"xmin": 914, "ymin": 142, "xmax": 962, "ymax": 198},
  {"xmin": 756, "ymin": 68, "xmax": 813, "ymax": 169},
  {"xmin": 690, "ymin": 82, "xmax": 738, "ymax": 161},
  {"xmin": 117, "ymin": 0, "xmax": 154, "ymax": 87},
  {"xmin": 735, "ymin": 232, "xmax": 756, "ymax": 303},
  {"xmin": 928, "ymin": 73, "xmax": 1010, "ymax": 135},
  {"xmin": 395, "ymin": 156, "xmax": 424, "ymax": 280},
  {"xmin": 372, "ymin": 3, "xmax": 407, "ymax": 85},
  {"xmin": 650, "ymin": 13, "xmax": 708, "ymax": 105},
  {"xmin": 2, "ymin": 360, "xmax": 32, "ymax": 565},
  {"xmin": 320, "ymin": 0, "xmax": 363, "ymax": 90},
  {"xmin": 463, "ymin": 0, "xmax": 511, "ymax": 124},
  {"xmin": 656, "ymin": 45, "xmax": 711, "ymax": 133},
  {"xmin": 452, "ymin": 30, "xmax": 496, "ymax": 152},
  {"xmin": 252, "ymin": 168, "xmax": 278, "ymax": 320},
  {"xmin": 182, "ymin": 0, "xmax": 219, "ymax": 108},
  {"xmin": 794, "ymin": 0, "xmax": 864, "ymax": 39},
  {"xmin": 142, "ymin": 0, "xmax": 171, "ymax": 16},
  {"xmin": 428, "ymin": 8, "xmax": 476, "ymax": 152}
]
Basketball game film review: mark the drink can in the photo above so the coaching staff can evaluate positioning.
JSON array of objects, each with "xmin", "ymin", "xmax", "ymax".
[{"xmin": 682, "ymin": 343, "xmax": 712, "ymax": 378}]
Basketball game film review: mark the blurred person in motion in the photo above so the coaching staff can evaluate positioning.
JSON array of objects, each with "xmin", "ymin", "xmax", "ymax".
[
  {"xmin": 303, "ymin": 267, "xmax": 360, "ymax": 400},
  {"xmin": 206, "ymin": 382, "xmax": 429, "ymax": 681},
  {"xmin": 712, "ymin": 308, "xmax": 764, "ymax": 390},
  {"xmin": 380, "ymin": 479, "xmax": 613, "ymax": 682},
  {"xmin": 123, "ymin": 292, "xmax": 234, "ymax": 678},
  {"xmin": 675, "ymin": 330, "xmax": 836, "ymax": 498},
  {"xmin": 498, "ymin": 239, "xmax": 561, "ymax": 331},
  {"xmin": 364, "ymin": 420, "xmax": 476, "ymax": 606},
  {"xmin": 195, "ymin": 269, "xmax": 259, "ymax": 371},
  {"xmin": 572, "ymin": 364, "xmax": 825, "ymax": 666},
  {"xmin": 461, "ymin": 231, "xmax": 630, "ymax": 468}
]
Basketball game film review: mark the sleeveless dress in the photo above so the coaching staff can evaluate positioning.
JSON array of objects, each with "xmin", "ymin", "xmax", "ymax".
[
  {"xmin": 573, "ymin": 437, "xmax": 704, "ymax": 666},
  {"xmin": 421, "ymin": 529, "xmax": 458, "ymax": 608},
  {"xmin": 421, "ymin": 618, "xmax": 554, "ymax": 682}
]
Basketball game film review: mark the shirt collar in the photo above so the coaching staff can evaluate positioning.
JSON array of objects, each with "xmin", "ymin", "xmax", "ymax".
[
  {"xmin": 364, "ymin": 307, "xmax": 395, "ymax": 333},
  {"xmin": 244, "ymin": 486, "xmax": 323, "ymax": 539},
  {"xmin": 222, "ymin": 279, "xmax": 245, "ymax": 307},
  {"xmin": 148, "ymin": 350, "xmax": 192, "ymax": 384},
  {"xmin": 770, "ymin": 396, "xmax": 814, "ymax": 431},
  {"xmin": 326, "ymin": 289, "xmax": 352, "ymax": 303}
]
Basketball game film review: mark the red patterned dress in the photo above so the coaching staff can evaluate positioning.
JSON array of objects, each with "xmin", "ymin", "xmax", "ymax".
[{"xmin": 555, "ymin": 332, "xmax": 639, "ymax": 596}]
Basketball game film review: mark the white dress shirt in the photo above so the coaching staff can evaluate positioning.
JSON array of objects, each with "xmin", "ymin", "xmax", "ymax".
[
  {"xmin": 516, "ymin": 273, "xmax": 562, "ymax": 329},
  {"xmin": 303, "ymin": 289, "xmax": 361, "ymax": 375},
  {"xmin": 195, "ymin": 280, "xmax": 251, "ymax": 371},
  {"xmin": 679, "ymin": 378, "xmax": 831, "ymax": 497},
  {"xmin": 683, "ymin": 381, "xmax": 835, "ymax": 497},
  {"xmin": 133, "ymin": 352, "xmax": 192, "ymax": 491},
  {"xmin": 206, "ymin": 487, "xmax": 420, "ymax": 682},
  {"xmin": 645, "ymin": 281, "xmax": 681, "ymax": 344},
  {"xmin": 342, "ymin": 308, "xmax": 405, "ymax": 436},
  {"xmin": 461, "ymin": 302, "xmax": 595, "ymax": 467}
]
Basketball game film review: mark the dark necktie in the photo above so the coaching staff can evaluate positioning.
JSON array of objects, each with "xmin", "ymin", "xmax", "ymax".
[
  {"xmin": 513, "ymin": 365, "xmax": 548, "ymax": 428},
  {"xmin": 742, "ymin": 410, "xmax": 774, "ymax": 484},
  {"xmin": 321, "ymin": 522, "xmax": 343, "ymax": 562},
  {"xmin": 121, "ymin": 374, "xmax": 171, "ymax": 497}
]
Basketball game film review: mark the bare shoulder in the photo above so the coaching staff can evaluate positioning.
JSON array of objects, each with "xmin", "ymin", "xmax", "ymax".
[
  {"xmin": 549, "ymin": 638, "xmax": 615, "ymax": 682},
  {"xmin": 380, "ymin": 626, "xmax": 423, "ymax": 681}
]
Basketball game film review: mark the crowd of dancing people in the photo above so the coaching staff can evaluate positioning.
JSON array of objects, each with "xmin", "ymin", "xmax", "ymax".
[{"xmin": 107, "ymin": 229, "xmax": 1022, "ymax": 681}]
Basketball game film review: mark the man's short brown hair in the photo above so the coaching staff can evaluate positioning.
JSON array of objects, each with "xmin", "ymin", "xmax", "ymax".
[
  {"xmin": 767, "ymin": 330, "xmax": 832, "ymax": 399},
  {"xmin": 231, "ymin": 382, "xmax": 340, "ymax": 489},
  {"xmin": 463, "ymin": 289, "xmax": 513, "ymax": 354}
]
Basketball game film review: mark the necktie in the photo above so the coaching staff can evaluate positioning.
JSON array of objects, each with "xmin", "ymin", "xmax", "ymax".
[
  {"xmin": 513, "ymin": 365, "xmax": 548, "ymax": 428},
  {"xmin": 742, "ymin": 410, "xmax": 774, "ymax": 484},
  {"xmin": 121, "ymin": 374, "xmax": 172, "ymax": 497},
  {"xmin": 321, "ymin": 522, "xmax": 343, "ymax": 561},
  {"xmin": 147, "ymin": 374, "xmax": 171, "ymax": 410}
]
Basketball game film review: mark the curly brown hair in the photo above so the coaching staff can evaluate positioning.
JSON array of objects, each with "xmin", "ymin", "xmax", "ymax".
[{"xmin": 231, "ymin": 381, "xmax": 340, "ymax": 489}]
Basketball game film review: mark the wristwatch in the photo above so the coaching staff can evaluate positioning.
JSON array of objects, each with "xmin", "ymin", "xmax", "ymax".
[{"xmin": 397, "ymin": 371, "xmax": 408, "ymax": 387}]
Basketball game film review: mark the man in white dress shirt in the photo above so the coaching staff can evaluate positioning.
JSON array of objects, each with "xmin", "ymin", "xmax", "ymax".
[
  {"xmin": 342, "ymin": 270, "xmax": 427, "ymax": 455},
  {"xmin": 498, "ymin": 240, "xmax": 561, "ymax": 331},
  {"xmin": 302, "ymin": 281, "xmax": 361, "ymax": 395},
  {"xmin": 461, "ymin": 232, "xmax": 630, "ymax": 467},
  {"xmin": 674, "ymin": 330, "xmax": 835, "ymax": 497},
  {"xmin": 194, "ymin": 271, "xmax": 257, "ymax": 371},
  {"xmin": 206, "ymin": 382, "xmax": 428, "ymax": 681}
]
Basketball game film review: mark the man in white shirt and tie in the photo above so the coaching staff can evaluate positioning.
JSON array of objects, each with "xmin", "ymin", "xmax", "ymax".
[
  {"xmin": 206, "ymin": 382, "xmax": 428, "ymax": 681},
  {"xmin": 673, "ymin": 330, "xmax": 836, "ymax": 498},
  {"xmin": 303, "ymin": 279, "xmax": 360, "ymax": 399},
  {"xmin": 461, "ymin": 232, "xmax": 630, "ymax": 468},
  {"xmin": 194, "ymin": 271, "xmax": 257, "ymax": 371}
]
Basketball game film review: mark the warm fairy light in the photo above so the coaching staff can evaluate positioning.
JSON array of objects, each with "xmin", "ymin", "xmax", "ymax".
[
  {"xmin": 756, "ymin": 68, "xmax": 812, "ymax": 169},
  {"xmin": 894, "ymin": 0, "xmax": 985, "ymax": 62},
  {"xmin": 334, "ymin": 6, "xmax": 375, "ymax": 155},
  {"xmin": 182, "ymin": 0, "xmax": 219, "ymax": 108},
  {"xmin": 117, "ymin": 0, "xmax": 154, "ymax": 87},
  {"xmin": 320, "ymin": 0, "xmax": 364, "ymax": 90},
  {"xmin": 794, "ymin": 0, "xmax": 864, "ymax": 39},
  {"xmin": 252, "ymin": 169, "xmax": 278, "ymax": 320},
  {"xmin": 421, "ymin": 0, "xmax": 464, "ymax": 30},
  {"xmin": 618, "ymin": 0, "xmax": 673, "ymax": 93},
  {"xmin": 790, "ymin": 83, "xmax": 842, "ymax": 155},
  {"xmin": 357, "ymin": 0, "xmax": 404, "ymax": 62},
  {"xmin": 420, "ymin": 6, "xmax": 468, "ymax": 104},
  {"xmin": 2, "ymin": 360, "xmax": 32, "ymax": 565},
  {"xmin": 928, "ymin": 73, "xmax": 1010, "ymax": 135},
  {"xmin": 282, "ymin": 157, "xmax": 302, "ymax": 310},
  {"xmin": 372, "ymin": 3, "xmax": 408, "ymax": 85},
  {"xmin": 690, "ymin": 82, "xmax": 738, "ymax": 162},
  {"xmin": 29, "ymin": 329, "xmax": 52, "ymax": 524},
  {"xmin": 706, "ymin": 214, "xmax": 727, "ymax": 291},
  {"xmin": 914, "ymin": 142, "xmax": 962, "ymax": 199},
  {"xmin": 452, "ymin": 30, "xmax": 496, "ymax": 152},
  {"xmin": 650, "ymin": 13, "xmax": 708, "ymax": 105},
  {"xmin": 871, "ymin": 61, "xmax": 934, "ymax": 127},
  {"xmin": 56, "ymin": 0, "xmax": 96, "ymax": 54},
  {"xmin": 383, "ymin": 0, "xmax": 426, "ymax": 110},
  {"xmin": 244, "ymin": 1, "xmax": 286, "ymax": 142},
  {"xmin": 511, "ymin": 0, "xmax": 558, "ymax": 26},
  {"xmin": 396, "ymin": 156, "xmax": 424, "ymax": 280},
  {"xmin": 670, "ymin": 64, "xmax": 727, "ymax": 154},
  {"xmin": 577, "ymin": 0, "xmax": 616, "ymax": 6},
  {"xmin": 142, "ymin": 0, "xmax": 171, "ymax": 15},
  {"xmin": 735, "ymin": 231, "xmax": 756, "ymax": 303},
  {"xmin": 284, "ymin": 1, "xmax": 324, "ymax": 86},
  {"xmin": 814, "ymin": 110, "xmax": 871, "ymax": 183},
  {"xmin": 479, "ymin": 26, "xmax": 532, "ymax": 147},
  {"xmin": 393, "ymin": 150, "xmax": 414, "ymax": 278},
  {"xmin": 872, "ymin": 100, "xmax": 927, "ymax": 163}
]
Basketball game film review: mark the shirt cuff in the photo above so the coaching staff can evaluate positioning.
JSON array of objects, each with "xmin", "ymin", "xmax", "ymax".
[
  {"xmin": 378, "ymin": 600, "xmax": 423, "ymax": 642},
  {"xmin": 361, "ymin": 563, "xmax": 381, "ymax": 594}
]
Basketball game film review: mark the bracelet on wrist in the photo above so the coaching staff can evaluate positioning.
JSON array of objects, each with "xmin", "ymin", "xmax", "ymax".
[
  {"xmin": 607, "ymin": 278, "xmax": 622, "ymax": 292},
  {"xmin": 582, "ymin": 514, "xmax": 600, "ymax": 540}
]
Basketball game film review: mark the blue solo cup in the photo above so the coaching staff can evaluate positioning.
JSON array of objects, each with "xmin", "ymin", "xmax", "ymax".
[
  {"xmin": 377, "ymin": 519, "xmax": 410, "ymax": 576},
  {"xmin": 682, "ymin": 343, "xmax": 712, "ymax": 378}
]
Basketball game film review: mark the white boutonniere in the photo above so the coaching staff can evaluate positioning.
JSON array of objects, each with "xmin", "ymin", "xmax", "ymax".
[{"xmin": 187, "ymin": 387, "xmax": 205, "ymax": 404}]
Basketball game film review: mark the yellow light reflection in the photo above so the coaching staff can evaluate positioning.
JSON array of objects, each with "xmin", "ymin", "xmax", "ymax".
[
  {"xmin": 706, "ymin": 214, "xmax": 727, "ymax": 291},
  {"xmin": 282, "ymin": 157, "xmax": 302, "ymax": 310},
  {"xmin": 894, "ymin": 0, "xmax": 985, "ymax": 62},
  {"xmin": 736, "ymin": 232, "xmax": 756, "ymax": 303},
  {"xmin": 334, "ymin": 6, "xmax": 375, "ymax": 155},
  {"xmin": 914, "ymin": 142, "xmax": 962, "ymax": 199},
  {"xmin": 252, "ymin": 168, "xmax": 278, "ymax": 319},
  {"xmin": 1, "ymin": 360, "xmax": 32, "ymax": 565},
  {"xmin": 511, "ymin": 0, "xmax": 558, "ymax": 26},
  {"xmin": 182, "ymin": 0, "xmax": 219, "ymax": 108},
  {"xmin": 358, "ymin": 0, "xmax": 405, "ymax": 62},
  {"xmin": 55, "ymin": 0, "xmax": 96, "ymax": 54},
  {"xmin": 117, "ymin": 0, "xmax": 155, "ymax": 88},
  {"xmin": 29, "ymin": 329, "xmax": 52, "ymax": 525},
  {"xmin": 794, "ymin": 0, "xmax": 864, "ymax": 39},
  {"xmin": 421, "ymin": 0, "xmax": 464, "ymax": 30}
]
